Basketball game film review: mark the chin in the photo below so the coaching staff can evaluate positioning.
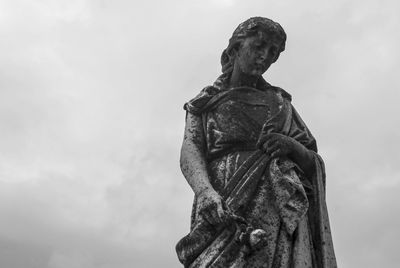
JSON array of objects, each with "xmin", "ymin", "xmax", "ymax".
[{"xmin": 251, "ymin": 70, "xmax": 264, "ymax": 76}]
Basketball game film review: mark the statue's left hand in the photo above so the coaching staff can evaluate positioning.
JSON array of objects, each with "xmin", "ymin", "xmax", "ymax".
[
  {"xmin": 261, "ymin": 133, "xmax": 316, "ymax": 174},
  {"xmin": 261, "ymin": 133, "xmax": 306, "ymax": 159}
]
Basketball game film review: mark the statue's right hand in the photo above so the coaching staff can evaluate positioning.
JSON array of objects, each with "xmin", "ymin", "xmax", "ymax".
[{"xmin": 197, "ymin": 188, "xmax": 229, "ymax": 226}]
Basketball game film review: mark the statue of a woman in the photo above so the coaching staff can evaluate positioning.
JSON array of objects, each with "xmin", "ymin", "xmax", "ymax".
[{"xmin": 176, "ymin": 17, "xmax": 337, "ymax": 268}]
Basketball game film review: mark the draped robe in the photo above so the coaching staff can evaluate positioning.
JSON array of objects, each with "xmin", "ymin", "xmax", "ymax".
[{"xmin": 176, "ymin": 81, "xmax": 337, "ymax": 268}]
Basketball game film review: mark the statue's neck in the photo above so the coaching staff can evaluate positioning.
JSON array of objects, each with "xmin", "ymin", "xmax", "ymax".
[{"xmin": 228, "ymin": 65, "xmax": 262, "ymax": 89}]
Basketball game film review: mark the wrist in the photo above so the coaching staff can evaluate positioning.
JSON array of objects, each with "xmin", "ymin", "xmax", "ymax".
[
  {"xmin": 196, "ymin": 185, "xmax": 215, "ymax": 197},
  {"xmin": 290, "ymin": 140, "xmax": 304, "ymax": 160},
  {"xmin": 294, "ymin": 144, "xmax": 315, "ymax": 172}
]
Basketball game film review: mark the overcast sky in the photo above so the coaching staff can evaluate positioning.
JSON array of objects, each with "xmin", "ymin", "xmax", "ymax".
[{"xmin": 0, "ymin": 0, "xmax": 399, "ymax": 267}]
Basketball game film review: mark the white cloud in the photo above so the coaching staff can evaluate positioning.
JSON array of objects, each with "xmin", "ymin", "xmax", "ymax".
[
  {"xmin": 210, "ymin": 0, "xmax": 236, "ymax": 7},
  {"xmin": 48, "ymin": 252, "xmax": 94, "ymax": 268}
]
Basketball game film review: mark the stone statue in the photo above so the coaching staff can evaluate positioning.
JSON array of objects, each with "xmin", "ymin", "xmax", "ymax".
[{"xmin": 176, "ymin": 17, "xmax": 337, "ymax": 268}]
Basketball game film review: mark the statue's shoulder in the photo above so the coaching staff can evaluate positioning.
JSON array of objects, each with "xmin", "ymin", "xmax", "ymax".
[
  {"xmin": 269, "ymin": 85, "xmax": 292, "ymax": 102},
  {"xmin": 200, "ymin": 85, "xmax": 222, "ymax": 96},
  {"xmin": 184, "ymin": 85, "xmax": 223, "ymax": 115}
]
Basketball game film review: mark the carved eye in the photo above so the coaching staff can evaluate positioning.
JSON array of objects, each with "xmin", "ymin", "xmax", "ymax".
[{"xmin": 254, "ymin": 42, "xmax": 263, "ymax": 49}]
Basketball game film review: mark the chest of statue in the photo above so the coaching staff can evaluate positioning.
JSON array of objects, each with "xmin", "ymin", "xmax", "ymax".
[{"xmin": 210, "ymin": 87, "xmax": 284, "ymax": 131}]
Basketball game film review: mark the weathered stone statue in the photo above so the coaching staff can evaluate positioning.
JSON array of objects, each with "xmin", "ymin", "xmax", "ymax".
[{"xmin": 176, "ymin": 17, "xmax": 337, "ymax": 268}]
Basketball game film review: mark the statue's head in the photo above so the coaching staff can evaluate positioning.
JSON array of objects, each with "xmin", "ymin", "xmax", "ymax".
[{"xmin": 220, "ymin": 17, "xmax": 286, "ymax": 76}]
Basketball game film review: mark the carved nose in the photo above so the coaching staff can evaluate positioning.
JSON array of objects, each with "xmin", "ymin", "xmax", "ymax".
[{"xmin": 259, "ymin": 47, "xmax": 270, "ymax": 61}]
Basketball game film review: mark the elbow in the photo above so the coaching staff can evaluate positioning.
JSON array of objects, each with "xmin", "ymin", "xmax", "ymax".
[
  {"xmin": 180, "ymin": 143, "xmax": 189, "ymax": 173},
  {"xmin": 179, "ymin": 135, "xmax": 207, "ymax": 174},
  {"xmin": 179, "ymin": 141, "xmax": 204, "ymax": 174},
  {"xmin": 179, "ymin": 151, "xmax": 186, "ymax": 173}
]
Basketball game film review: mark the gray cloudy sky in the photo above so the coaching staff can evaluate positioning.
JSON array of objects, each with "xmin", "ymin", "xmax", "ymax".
[{"xmin": 0, "ymin": 0, "xmax": 399, "ymax": 267}]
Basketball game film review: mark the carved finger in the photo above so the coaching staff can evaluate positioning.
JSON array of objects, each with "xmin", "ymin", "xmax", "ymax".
[
  {"xmin": 267, "ymin": 133, "xmax": 281, "ymax": 141},
  {"xmin": 257, "ymin": 136, "xmax": 268, "ymax": 148},
  {"xmin": 263, "ymin": 139, "xmax": 277, "ymax": 152},
  {"xmin": 210, "ymin": 209, "xmax": 221, "ymax": 224},
  {"xmin": 262, "ymin": 142, "xmax": 269, "ymax": 152},
  {"xmin": 270, "ymin": 148, "xmax": 282, "ymax": 158},
  {"xmin": 268, "ymin": 143, "xmax": 282, "ymax": 157},
  {"xmin": 216, "ymin": 204, "xmax": 225, "ymax": 220},
  {"xmin": 202, "ymin": 211, "xmax": 216, "ymax": 225},
  {"xmin": 220, "ymin": 203, "xmax": 232, "ymax": 221},
  {"xmin": 267, "ymin": 143, "xmax": 280, "ymax": 154}
]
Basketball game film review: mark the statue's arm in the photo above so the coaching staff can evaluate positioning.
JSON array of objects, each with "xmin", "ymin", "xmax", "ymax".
[
  {"xmin": 261, "ymin": 133, "xmax": 316, "ymax": 175},
  {"xmin": 180, "ymin": 112, "xmax": 228, "ymax": 225},
  {"xmin": 289, "ymin": 143, "xmax": 316, "ymax": 174}
]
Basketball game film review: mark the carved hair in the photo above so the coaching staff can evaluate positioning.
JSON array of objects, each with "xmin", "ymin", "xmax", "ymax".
[{"xmin": 215, "ymin": 17, "xmax": 286, "ymax": 88}]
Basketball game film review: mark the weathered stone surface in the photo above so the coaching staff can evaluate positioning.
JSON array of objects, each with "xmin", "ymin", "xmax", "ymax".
[{"xmin": 177, "ymin": 17, "xmax": 337, "ymax": 268}]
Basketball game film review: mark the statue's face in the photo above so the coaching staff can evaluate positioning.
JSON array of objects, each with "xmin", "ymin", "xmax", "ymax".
[{"xmin": 234, "ymin": 31, "xmax": 282, "ymax": 76}]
